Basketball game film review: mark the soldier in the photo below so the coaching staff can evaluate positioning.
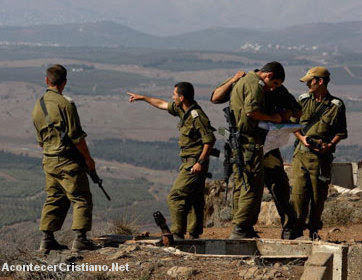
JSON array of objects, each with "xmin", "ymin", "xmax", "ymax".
[
  {"xmin": 127, "ymin": 82, "xmax": 216, "ymax": 240},
  {"xmin": 262, "ymin": 86, "xmax": 302, "ymax": 239},
  {"xmin": 32, "ymin": 64, "xmax": 97, "ymax": 252},
  {"xmin": 211, "ymin": 68, "xmax": 300, "ymax": 239},
  {"xmin": 290, "ymin": 66, "xmax": 347, "ymax": 240},
  {"xmin": 211, "ymin": 62, "xmax": 285, "ymax": 239}
]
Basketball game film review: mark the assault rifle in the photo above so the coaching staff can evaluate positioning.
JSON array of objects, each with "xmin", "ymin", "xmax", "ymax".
[
  {"xmin": 72, "ymin": 151, "xmax": 111, "ymax": 201},
  {"xmin": 219, "ymin": 107, "xmax": 247, "ymax": 201},
  {"xmin": 70, "ymin": 150, "xmax": 111, "ymax": 201},
  {"xmin": 88, "ymin": 170, "xmax": 111, "ymax": 201},
  {"xmin": 222, "ymin": 142, "xmax": 233, "ymax": 184},
  {"xmin": 65, "ymin": 139, "xmax": 111, "ymax": 201}
]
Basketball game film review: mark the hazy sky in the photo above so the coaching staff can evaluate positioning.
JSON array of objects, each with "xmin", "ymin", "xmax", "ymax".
[{"xmin": 0, "ymin": 0, "xmax": 361, "ymax": 35}]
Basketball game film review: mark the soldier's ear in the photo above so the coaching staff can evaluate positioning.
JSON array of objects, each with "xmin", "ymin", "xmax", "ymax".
[
  {"xmin": 60, "ymin": 79, "xmax": 67, "ymax": 91},
  {"xmin": 267, "ymin": 72, "xmax": 274, "ymax": 80}
]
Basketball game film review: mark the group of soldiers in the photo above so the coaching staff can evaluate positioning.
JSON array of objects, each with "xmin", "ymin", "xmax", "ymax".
[{"xmin": 32, "ymin": 62, "xmax": 347, "ymax": 252}]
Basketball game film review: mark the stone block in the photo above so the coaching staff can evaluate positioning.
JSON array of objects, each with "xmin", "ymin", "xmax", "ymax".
[
  {"xmin": 305, "ymin": 252, "xmax": 333, "ymax": 280},
  {"xmin": 301, "ymin": 266, "xmax": 328, "ymax": 280}
]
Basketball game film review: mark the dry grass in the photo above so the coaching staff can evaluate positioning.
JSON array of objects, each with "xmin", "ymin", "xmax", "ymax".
[{"xmin": 108, "ymin": 212, "xmax": 140, "ymax": 236}]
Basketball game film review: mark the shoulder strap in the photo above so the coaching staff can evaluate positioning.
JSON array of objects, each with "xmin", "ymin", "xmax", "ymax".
[
  {"xmin": 180, "ymin": 104, "xmax": 201, "ymax": 125},
  {"xmin": 301, "ymin": 103, "xmax": 330, "ymax": 135},
  {"xmin": 39, "ymin": 96, "xmax": 54, "ymax": 128},
  {"xmin": 39, "ymin": 96, "xmax": 67, "ymax": 140},
  {"xmin": 331, "ymin": 98, "xmax": 342, "ymax": 108},
  {"xmin": 294, "ymin": 103, "xmax": 330, "ymax": 149}
]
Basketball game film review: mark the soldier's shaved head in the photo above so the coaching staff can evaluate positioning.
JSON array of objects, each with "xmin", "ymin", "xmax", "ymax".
[{"xmin": 46, "ymin": 64, "xmax": 67, "ymax": 87}]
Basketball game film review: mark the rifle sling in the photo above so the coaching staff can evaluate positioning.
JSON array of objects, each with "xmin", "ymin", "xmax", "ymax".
[
  {"xmin": 39, "ymin": 96, "xmax": 54, "ymax": 128},
  {"xmin": 301, "ymin": 103, "xmax": 329, "ymax": 135},
  {"xmin": 294, "ymin": 103, "xmax": 329, "ymax": 148},
  {"xmin": 39, "ymin": 96, "xmax": 67, "ymax": 141}
]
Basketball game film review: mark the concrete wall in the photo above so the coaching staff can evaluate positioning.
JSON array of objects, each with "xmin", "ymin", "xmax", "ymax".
[{"xmin": 331, "ymin": 163, "xmax": 355, "ymax": 189}]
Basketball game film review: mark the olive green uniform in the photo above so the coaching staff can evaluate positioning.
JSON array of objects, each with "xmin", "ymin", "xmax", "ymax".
[
  {"xmin": 263, "ymin": 86, "xmax": 301, "ymax": 228},
  {"xmin": 264, "ymin": 149, "xmax": 292, "ymax": 227},
  {"xmin": 167, "ymin": 102, "xmax": 215, "ymax": 236},
  {"xmin": 213, "ymin": 76, "xmax": 299, "ymax": 230},
  {"xmin": 229, "ymin": 71, "xmax": 265, "ymax": 228},
  {"xmin": 32, "ymin": 88, "xmax": 92, "ymax": 232},
  {"xmin": 291, "ymin": 92, "xmax": 347, "ymax": 233}
]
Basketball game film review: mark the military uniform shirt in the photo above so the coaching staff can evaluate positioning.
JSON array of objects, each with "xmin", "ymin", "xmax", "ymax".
[
  {"xmin": 229, "ymin": 71, "xmax": 265, "ymax": 138},
  {"xmin": 296, "ymin": 92, "xmax": 347, "ymax": 148},
  {"xmin": 32, "ymin": 88, "xmax": 87, "ymax": 156},
  {"xmin": 167, "ymin": 102, "xmax": 216, "ymax": 158}
]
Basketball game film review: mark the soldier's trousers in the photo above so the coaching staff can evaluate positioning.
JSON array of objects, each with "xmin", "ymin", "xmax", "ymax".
[
  {"xmin": 167, "ymin": 158, "xmax": 207, "ymax": 236},
  {"xmin": 232, "ymin": 143, "xmax": 264, "ymax": 228},
  {"xmin": 264, "ymin": 149, "xmax": 296, "ymax": 228},
  {"xmin": 40, "ymin": 156, "xmax": 93, "ymax": 232},
  {"xmin": 291, "ymin": 151, "xmax": 333, "ymax": 231}
]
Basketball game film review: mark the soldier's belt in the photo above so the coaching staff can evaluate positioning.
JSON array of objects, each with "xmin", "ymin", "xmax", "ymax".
[
  {"xmin": 43, "ymin": 150, "xmax": 75, "ymax": 158},
  {"xmin": 181, "ymin": 156, "xmax": 197, "ymax": 163}
]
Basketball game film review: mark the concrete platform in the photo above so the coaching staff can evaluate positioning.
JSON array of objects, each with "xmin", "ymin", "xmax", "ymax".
[
  {"xmin": 96, "ymin": 235, "xmax": 349, "ymax": 280},
  {"xmin": 169, "ymin": 239, "xmax": 348, "ymax": 280}
]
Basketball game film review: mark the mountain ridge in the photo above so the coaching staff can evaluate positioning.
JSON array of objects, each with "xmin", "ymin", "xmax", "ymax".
[
  {"xmin": 1, "ymin": 0, "xmax": 362, "ymax": 35},
  {"xmin": 1, "ymin": 20, "xmax": 361, "ymax": 52}
]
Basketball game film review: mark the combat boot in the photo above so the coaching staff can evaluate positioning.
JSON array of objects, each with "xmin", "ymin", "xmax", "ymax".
[
  {"xmin": 309, "ymin": 230, "xmax": 321, "ymax": 241},
  {"xmin": 229, "ymin": 225, "xmax": 259, "ymax": 239},
  {"xmin": 287, "ymin": 229, "xmax": 304, "ymax": 240},
  {"xmin": 281, "ymin": 227, "xmax": 293, "ymax": 240},
  {"xmin": 71, "ymin": 230, "xmax": 98, "ymax": 251},
  {"xmin": 39, "ymin": 231, "xmax": 68, "ymax": 253},
  {"xmin": 189, "ymin": 233, "xmax": 199, "ymax": 240}
]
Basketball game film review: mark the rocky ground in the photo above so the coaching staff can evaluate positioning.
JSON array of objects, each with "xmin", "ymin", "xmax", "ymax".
[
  {"xmin": 0, "ymin": 227, "xmax": 360, "ymax": 280},
  {"xmin": 0, "ymin": 181, "xmax": 361, "ymax": 280},
  {"xmin": 0, "ymin": 240, "xmax": 306, "ymax": 280}
]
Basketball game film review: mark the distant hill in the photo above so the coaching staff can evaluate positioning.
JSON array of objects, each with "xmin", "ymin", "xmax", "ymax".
[
  {"xmin": 263, "ymin": 21, "xmax": 362, "ymax": 49},
  {"xmin": 0, "ymin": 0, "xmax": 362, "ymax": 36},
  {"xmin": 0, "ymin": 21, "xmax": 159, "ymax": 48},
  {"xmin": 0, "ymin": 21, "xmax": 361, "ymax": 52}
]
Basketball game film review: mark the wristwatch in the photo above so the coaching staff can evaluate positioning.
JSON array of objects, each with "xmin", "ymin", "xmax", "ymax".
[{"xmin": 197, "ymin": 158, "xmax": 207, "ymax": 165}]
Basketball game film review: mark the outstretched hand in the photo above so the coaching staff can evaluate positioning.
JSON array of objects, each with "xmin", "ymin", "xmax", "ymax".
[{"xmin": 127, "ymin": 92, "xmax": 144, "ymax": 103}]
